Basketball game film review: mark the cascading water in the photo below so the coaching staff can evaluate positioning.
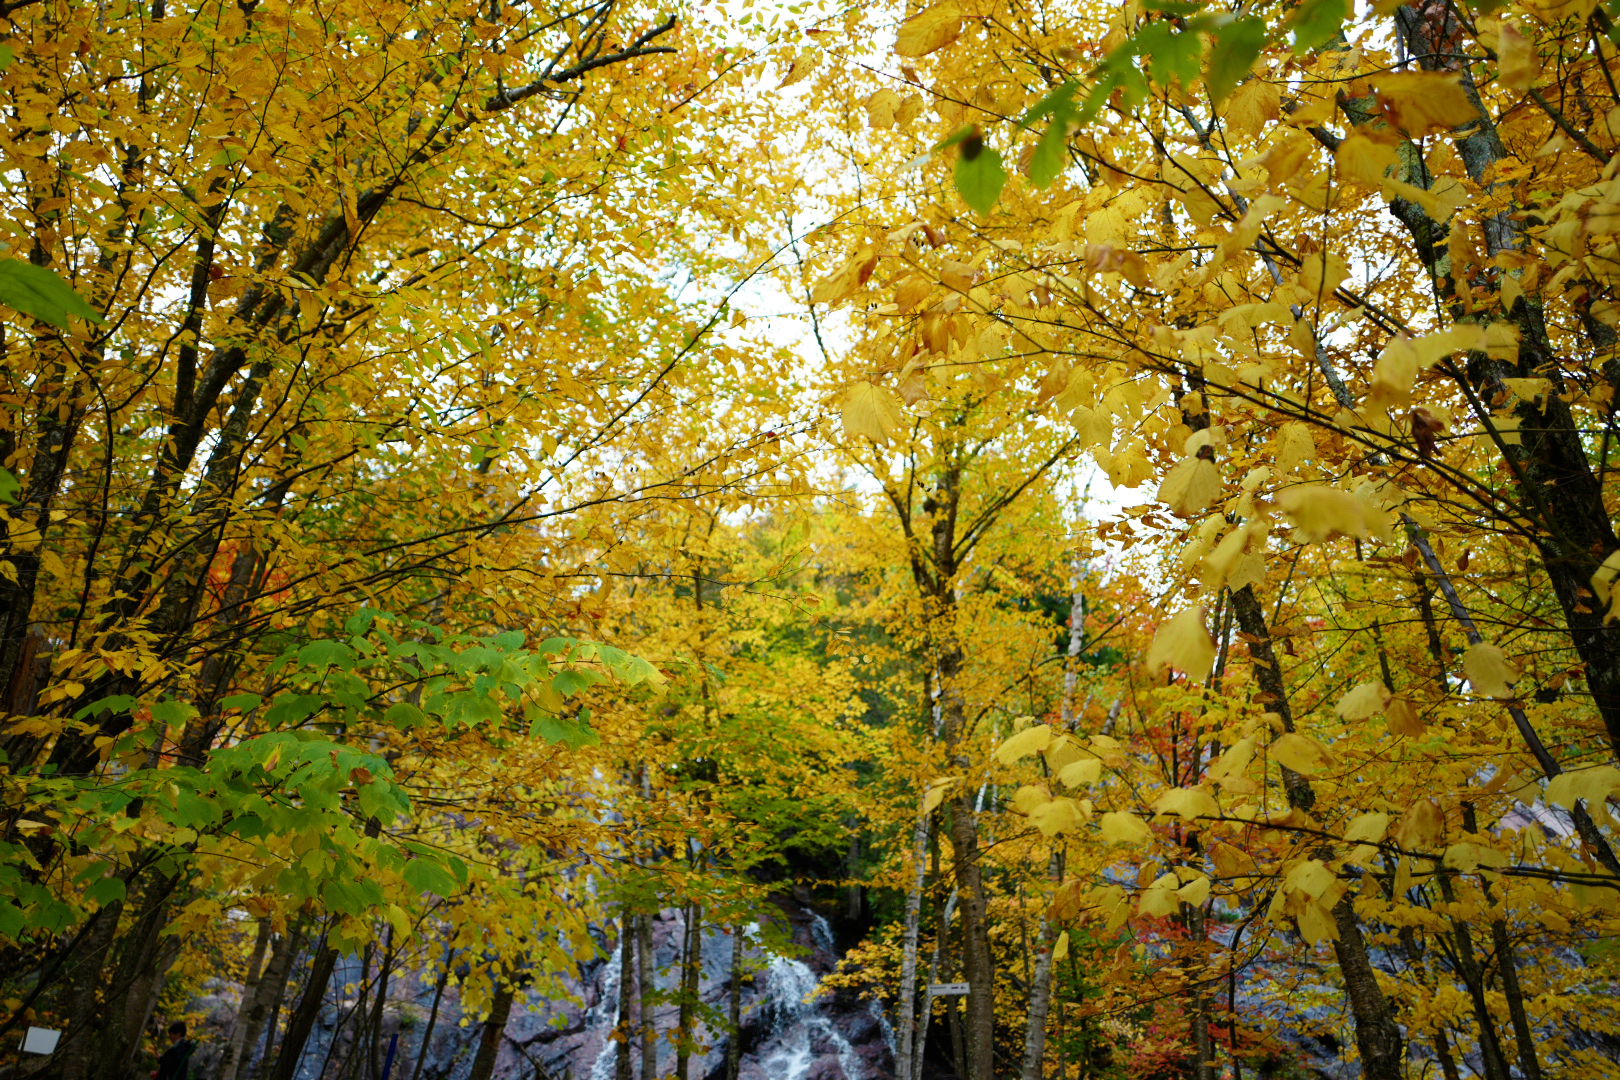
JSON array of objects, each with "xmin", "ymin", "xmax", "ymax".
[
  {"xmin": 749, "ymin": 916, "xmax": 870, "ymax": 1080},
  {"xmin": 587, "ymin": 947, "xmax": 624, "ymax": 1080}
]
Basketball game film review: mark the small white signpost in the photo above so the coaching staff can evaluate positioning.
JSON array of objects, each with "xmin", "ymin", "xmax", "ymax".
[
  {"xmin": 21, "ymin": 1027, "xmax": 61, "ymax": 1055},
  {"xmin": 928, "ymin": 982, "xmax": 970, "ymax": 997}
]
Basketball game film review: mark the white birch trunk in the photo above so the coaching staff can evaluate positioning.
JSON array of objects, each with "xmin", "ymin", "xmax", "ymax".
[{"xmin": 893, "ymin": 800, "xmax": 931, "ymax": 1080}]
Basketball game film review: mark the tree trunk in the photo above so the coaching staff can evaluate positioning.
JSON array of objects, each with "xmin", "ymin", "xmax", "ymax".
[
  {"xmin": 1018, "ymin": 914, "xmax": 1056, "ymax": 1080},
  {"xmin": 266, "ymin": 939, "xmax": 340, "ymax": 1080},
  {"xmin": 616, "ymin": 914, "xmax": 635, "ymax": 1080},
  {"xmin": 223, "ymin": 925, "xmax": 297, "ymax": 1080},
  {"xmin": 1433, "ymin": 874, "xmax": 1512, "ymax": 1080},
  {"xmin": 49, "ymin": 898, "xmax": 121, "ymax": 1080},
  {"xmin": 408, "ymin": 946, "xmax": 454, "ymax": 1080},
  {"xmin": 466, "ymin": 982, "xmax": 515, "ymax": 1080},
  {"xmin": 368, "ymin": 928, "xmax": 395, "ymax": 1080},
  {"xmin": 725, "ymin": 925, "xmax": 744, "ymax": 1080},
  {"xmin": 637, "ymin": 913, "xmax": 658, "ymax": 1080},
  {"xmin": 894, "ymin": 799, "xmax": 931, "ymax": 1080},
  {"xmin": 220, "ymin": 920, "xmax": 274, "ymax": 1080},
  {"xmin": 937, "ymin": 637, "xmax": 993, "ymax": 1080},
  {"xmin": 916, "ymin": 890, "xmax": 957, "ymax": 1080},
  {"xmin": 1231, "ymin": 585, "xmax": 1405, "ymax": 1080},
  {"xmin": 675, "ymin": 904, "xmax": 701, "ymax": 1080}
]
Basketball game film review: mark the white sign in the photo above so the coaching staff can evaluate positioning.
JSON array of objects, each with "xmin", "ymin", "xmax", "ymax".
[
  {"xmin": 929, "ymin": 982, "xmax": 970, "ymax": 996},
  {"xmin": 22, "ymin": 1027, "xmax": 61, "ymax": 1055}
]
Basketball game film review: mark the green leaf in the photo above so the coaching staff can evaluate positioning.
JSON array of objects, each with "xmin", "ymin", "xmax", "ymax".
[
  {"xmin": 528, "ymin": 711, "xmax": 601, "ymax": 749},
  {"xmin": 0, "ymin": 261, "xmax": 104, "ymax": 330},
  {"xmin": 150, "ymin": 700, "xmax": 198, "ymax": 725},
  {"xmin": 935, "ymin": 124, "xmax": 978, "ymax": 151},
  {"xmin": 384, "ymin": 701, "xmax": 426, "ymax": 729},
  {"xmin": 297, "ymin": 639, "xmax": 356, "ymax": 672},
  {"xmin": 1137, "ymin": 22, "xmax": 1203, "ymax": 88},
  {"xmin": 219, "ymin": 693, "xmax": 262, "ymax": 712},
  {"xmin": 0, "ymin": 467, "xmax": 17, "ymax": 504},
  {"xmin": 74, "ymin": 694, "xmax": 137, "ymax": 721},
  {"xmin": 84, "ymin": 874, "xmax": 127, "ymax": 908},
  {"xmin": 0, "ymin": 45, "xmax": 14, "ymax": 72},
  {"xmin": 1029, "ymin": 120, "xmax": 1071, "ymax": 188},
  {"xmin": 1142, "ymin": 0, "xmax": 1203, "ymax": 13},
  {"xmin": 404, "ymin": 858, "xmax": 459, "ymax": 897},
  {"xmin": 955, "ymin": 141, "xmax": 1007, "ymax": 216},
  {"xmin": 1290, "ymin": 0, "xmax": 1348, "ymax": 54},
  {"xmin": 1206, "ymin": 17, "xmax": 1267, "ymax": 103}
]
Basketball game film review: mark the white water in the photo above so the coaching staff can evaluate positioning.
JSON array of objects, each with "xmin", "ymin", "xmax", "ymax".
[
  {"xmin": 587, "ymin": 945, "xmax": 623, "ymax": 1080},
  {"xmin": 579, "ymin": 913, "xmax": 877, "ymax": 1080}
]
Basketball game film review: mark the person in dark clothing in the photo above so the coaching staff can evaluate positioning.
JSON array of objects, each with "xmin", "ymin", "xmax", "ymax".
[{"xmin": 153, "ymin": 1020, "xmax": 195, "ymax": 1080}]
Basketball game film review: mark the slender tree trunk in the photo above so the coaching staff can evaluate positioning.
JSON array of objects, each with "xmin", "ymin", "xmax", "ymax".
[
  {"xmin": 616, "ymin": 914, "xmax": 635, "ymax": 1080},
  {"xmin": 675, "ymin": 903, "xmax": 701, "ymax": 1080},
  {"xmin": 1458, "ymin": 804, "xmax": 1543, "ymax": 1080},
  {"xmin": 249, "ymin": 931, "xmax": 303, "ymax": 1080},
  {"xmin": 1018, "ymin": 912, "xmax": 1056, "ymax": 1080},
  {"xmin": 466, "ymin": 983, "xmax": 515, "ymax": 1080},
  {"xmin": 266, "ymin": 938, "xmax": 340, "ymax": 1080},
  {"xmin": 224, "ymin": 926, "xmax": 297, "ymax": 1080},
  {"xmin": 221, "ymin": 920, "xmax": 274, "ymax": 1080},
  {"xmin": 637, "ymin": 913, "xmax": 658, "ymax": 1080},
  {"xmin": 368, "ymin": 928, "xmax": 395, "ymax": 1080},
  {"xmin": 50, "ymin": 898, "xmax": 121, "ymax": 1080},
  {"xmin": 940, "ymin": 676, "xmax": 994, "ymax": 1080},
  {"xmin": 916, "ymin": 890, "xmax": 957, "ymax": 1080},
  {"xmin": 408, "ymin": 946, "xmax": 454, "ymax": 1080},
  {"xmin": 1230, "ymin": 585, "xmax": 1405, "ymax": 1080},
  {"xmin": 894, "ymin": 799, "xmax": 931, "ymax": 1080},
  {"xmin": 1186, "ymin": 904, "xmax": 1214, "ymax": 1080},
  {"xmin": 1434, "ymin": 874, "xmax": 1512, "ymax": 1080},
  {"xmin": 725, "ymin": 925, "xmax": 744, "ymax": 1080}
]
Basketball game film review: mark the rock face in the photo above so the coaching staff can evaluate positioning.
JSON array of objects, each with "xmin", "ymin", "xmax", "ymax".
[{"xmin": 206, "ymin": 899, "xmax": 895, "ymax": 1080}]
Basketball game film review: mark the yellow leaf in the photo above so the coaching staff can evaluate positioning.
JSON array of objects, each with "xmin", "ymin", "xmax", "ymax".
[
  {"xmin": 1225, "ymin": 79, "xmax": 1280, "ymax": 137},
  {"xmin": 778, "ymin": 49, "xmax": 819, "ymax": 89},
  {"xmin": 865, "ymin": 88, "xmax": 902, "ymax": 129},
  {"xmin": 1051, "ymin": 930, "xmax": 1069, "ymax": 961},
  {"xmin": 1372, "ymin": 72, "xmax": 1479, "ymax": 134},
  {"xmin": 1210, "ymin": 843, "xmax": 1255, "ymax": 880},
  {"xmin": 1392, "ymin": 798, "xmax": 1446, "ymax": 849},
  {"xmin": 1099, "ymin": 811, "xmax": 1153, "ymax": 846},
  {"xmin": 1342, "ymin": 811, "xmax": 1389, "ymax": 843},
  {"xmin": 812, "ymin": 251, "xmax": 878, "ymax": 305},
  {"xmin": 1277, "ymin": 484, "xmax": 1373, "ymax": 542},
  {"xmin": 894, "ymin": 3, "xmax": 962, "ymax": 57},
  {"xmin": 1545, "ymin": 765, "xmax": 1620, "ymax": 810},
  {"xmin": 1176, "ymin": 875, "xmax": 1211, "ymax": 907},
  {"xmin": 1138, "ymin": 872, "xmax": 1181, "ymax": 917},
  {"xmin": 841, "ymin": 382, "xmax": 907, "ymax": 445},
  {"xmin": 1335, "ymin": 682, "xmax": 1391, "ymax": 720},
  {"xmin": 1335, "ymin": 134, "xmax": 1399, "ymax": 186},
  {"xmin": 1271, "ymin": 732, "xmax": 1337, "ymax": 775},
  {"xmin": 1145, "ymin": 607, "xmax": 1216, "ymax": 681},
  {"xmin": 1012, "ymin": 785, "xmax": 1052, "ymax": 814},
  {"xmin": 1299, "ymin": 251, "xmax": 1349, "ymax": 298},
  {"xmin": 1275, "ymin": 422, "xmax": 1316, "ymax": 473},
  {"xmin": 1442, "ymin": 843, "xmax": 1510, "ymax": 871},
  {"xmin": 1031, "ymin": 797, "xmax": 1085, "ymax": 836},
  {"xmin": 1058, "ymin": 758, "xmax": 1102, "ymax": 787},
  {"xmin": 1462, "ymin": 642, "xmax": 1517, "ymax": 698},
  {"xmin": 996, "ymin": 723, "xmax": 1052, "ymax": 764},
  {"xmin": 1386, "ymin": 696, "xmax": 1426, "ymax": 737},
  {"xmin": 1157, "ymin": 456, "xmax": 1222, "ymax": 517},
  {"xmin": 1152, "ymin": 787, "xmax": 1220, "ymax": 820},
  {"xmin": 1369, "ymin": 336, "xmax": 1420, "ymax": 410},
  {"xmin": 1285, "ymin": 859, "xmax": 1336, "ymax": 899},
  {"xmin": 1206, "ymin": 738, "xmax": 1255, "ymax": 782},
  {"xmin": 922, "ymin": 777, "xmax": 958, "ymax": 814}
]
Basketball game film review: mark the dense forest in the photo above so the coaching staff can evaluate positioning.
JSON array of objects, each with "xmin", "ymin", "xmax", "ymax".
[{"xmin": 4, "ymin": 0, "xmax": 1620, "ymax": 1078}]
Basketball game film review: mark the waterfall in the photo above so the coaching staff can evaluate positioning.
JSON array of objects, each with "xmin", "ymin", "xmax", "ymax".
[
  {"xmin": 587, "ymin": 940, "xmax": 623, "ymax": 1080},
  {"xmin": 750, "ymin": 919, "xmax": 870, "ymax": 1080}
]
